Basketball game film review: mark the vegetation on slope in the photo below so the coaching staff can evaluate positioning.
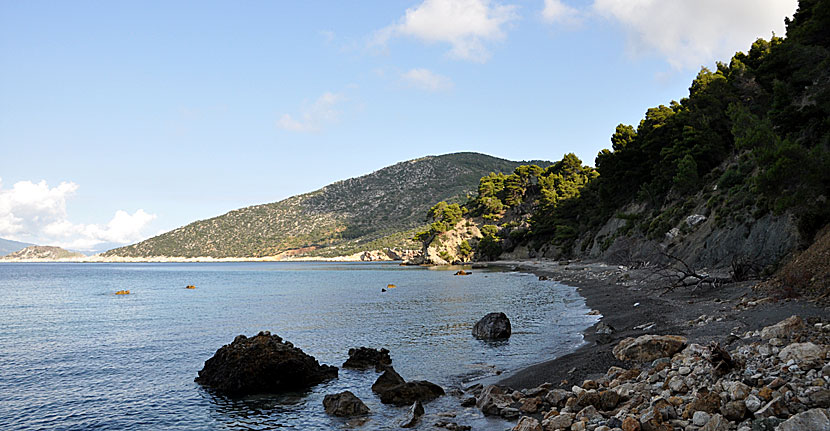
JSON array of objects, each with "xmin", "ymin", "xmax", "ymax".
[
  {"xmin": 104, "ymin": 153, "xmax": 548, "ymax": 258},
  {"xmin": 421, "ymin": 0, "xmax": 829, "ymax": 272}
]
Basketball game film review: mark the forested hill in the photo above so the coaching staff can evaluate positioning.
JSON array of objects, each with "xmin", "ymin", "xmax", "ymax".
[
  {"xmin": 418, "ymin": 0, "xmax": 829, "ymax": 289},
  {"xmin": 104, "ymin": 153, "xmax": 548, "ymax": 258}
]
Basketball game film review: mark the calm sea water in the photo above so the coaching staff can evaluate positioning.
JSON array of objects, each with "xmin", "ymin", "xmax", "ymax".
[{"xmin": 0, "ymin": 262, "xmax": 596, "ymax": 430}]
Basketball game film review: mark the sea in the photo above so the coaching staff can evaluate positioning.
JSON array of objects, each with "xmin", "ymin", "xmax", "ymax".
[{"xmin": 0, "ymin": 262, "xmax": 598, "ymax": 430}]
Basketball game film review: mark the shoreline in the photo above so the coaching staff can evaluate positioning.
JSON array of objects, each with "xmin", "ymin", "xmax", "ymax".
[{"xmin": 486, "ymin": 259, "xmax": 829, "ymax": 391}]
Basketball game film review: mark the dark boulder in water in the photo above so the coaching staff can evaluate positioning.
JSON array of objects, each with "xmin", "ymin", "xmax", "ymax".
[
  {"xmin": 195, "ymin": 331, "xmax": 338, "ymax": 395},
  {"xmin": 342, "ymin": 347, "xmax": 392, "ymax": 371},
  {"xmin": 323, "ymin": 391, "xmax": 370, "ymax": 417},
  {"xmin": 472, "ymin": 312, "xmax": 511, "ymax": 340},
  {"xmin": 371, "ymin": 366, "xmax": 444, "ymax": 405}
]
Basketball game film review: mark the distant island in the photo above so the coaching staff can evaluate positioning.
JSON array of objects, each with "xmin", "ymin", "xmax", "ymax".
[{"xmin": 2, "ymin": 245, "xmax": 85, "ymax": 261}]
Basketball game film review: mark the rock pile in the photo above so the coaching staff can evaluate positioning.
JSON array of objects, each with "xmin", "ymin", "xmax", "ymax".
[
  {"xmin": 469, "ymin": 316, "xmax": 829, "ymax": 431},
  {"xmin": 195, "ymin": 331, "xmax": 338, "ymax": 395}
]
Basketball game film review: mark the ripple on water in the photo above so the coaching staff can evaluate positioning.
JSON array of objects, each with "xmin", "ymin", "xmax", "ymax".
[{"xmin": 0, "ymin": 262, "xmax": 597, "ymax": 430}]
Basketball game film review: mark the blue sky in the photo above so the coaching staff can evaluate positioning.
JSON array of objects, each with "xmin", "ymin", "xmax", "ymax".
[{"xmin": 0, "ymin": 0, "xmax": 797, "ymax": 251}]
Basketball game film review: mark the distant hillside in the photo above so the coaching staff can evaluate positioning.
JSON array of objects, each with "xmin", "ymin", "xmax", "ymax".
[
  {"xmin": 0, "ymin": 238, "xmax": 35, "ymax": 256},
  {"xmin": 3, "ymin": 246, "xmax": 84, "ymax": 260},
  {"xmin": 105, "ymin": 152, "xmax": 548, "ymax": 258}
]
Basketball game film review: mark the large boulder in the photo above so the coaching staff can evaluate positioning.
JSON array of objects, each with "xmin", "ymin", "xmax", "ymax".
[
  {"xmin": 323, "ymin": 391, "xmax": 370, "ymax": 417},
  {"xmin": 371, "ymin": 366, "xmax": 444, "ymax": 406},
  {"xmin": 472, "ymin": 312, "xmax": 512, "ymax": 340},
  {"xmin": 195, "ymin": 331, "xmax": 338, "ymax": 395},
  {"xmin": 378, "ymin": 380, "xmax": 445, "ymax": 406},
  {"xmin": 371, "ymin": 367, "xmax": 406, "ymax": 394},
  {"xmin": 342, "ymin": 347, "xmax": 392, "ymax": 371},
  {"xmin": 760, "ymin": 315, "xmax": 804, "ymax": 339},
  {"xmin": 776, "ymin": 408, "xmax": 830, "ymax": 431},
  {"xmin": 612, "ymin": 335, "xmax": 687, "ymax": 362}
]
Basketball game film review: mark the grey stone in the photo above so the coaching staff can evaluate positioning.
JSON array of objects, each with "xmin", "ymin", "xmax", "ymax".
[{"xmin": 775, "ymin": 408, "xmax": 830, "ymax": 431}]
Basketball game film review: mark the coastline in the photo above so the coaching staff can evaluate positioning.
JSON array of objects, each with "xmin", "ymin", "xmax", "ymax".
[{"xmin": 487, "ymin": 259, "xmax": 829, "ymax": 391}]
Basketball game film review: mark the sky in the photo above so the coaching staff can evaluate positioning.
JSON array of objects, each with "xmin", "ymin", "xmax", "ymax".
[{"xmin": 0, "ymin": 0, "xmax": 798, "ymax": 252}]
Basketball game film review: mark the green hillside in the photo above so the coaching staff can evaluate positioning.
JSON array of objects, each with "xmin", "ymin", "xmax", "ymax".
[{"xmin": 104, "ymin": 152, "xmax": 547, "ymax": 258}]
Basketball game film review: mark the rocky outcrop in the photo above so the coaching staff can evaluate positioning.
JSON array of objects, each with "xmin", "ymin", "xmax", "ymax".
[
  {"xmin": 371, "ymin": 366, "xmax": 444, "ymax": 406},
  {"xmin": 2, "ymin": 245, "xmax": 84, "ymax": 260},
  {"xmin": 472, "ymin": 312, "xmax": 512, "ymax": 340},
  {"xmin": 342, "ymin": 347, "xmax": 392, "ymax": 371},
  {"xmin": 195, "ymin": 331, "xmax": 338, "ymax": 395},
  {"xmin": 612, "ymin": 334, "xmax": 687, "ymax": 362},
  {"xmin": 323, "ymin": 391, "xmax": 370, "ymax": 417}
]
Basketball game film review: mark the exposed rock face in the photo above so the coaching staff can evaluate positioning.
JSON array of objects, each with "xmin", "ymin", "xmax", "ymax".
[
  {"xmin": 472, "ymin": 312, "xmax": 512, "ymax": 340},
  {"xmin": 612, "ymin": 335, "xmax": 687, "ymax": 362},
  {"xmin": 322, "ymin": 391, "xmax": 370, "ymax": 417},
  {"xmin": 371, "ymin": 366, "xmax": 444, "ymax": 406},
  {"xmin": 342, "ymin": 347, "xmax": 392, "ymax": 370},
  {"xmin": 195, "ymin": 331, "xmax": 338, "ymax": 395}
]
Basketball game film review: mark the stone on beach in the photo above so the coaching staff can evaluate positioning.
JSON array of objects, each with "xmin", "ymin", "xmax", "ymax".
[
  {"xmin": 194, "ymin": 331, "xmax": 338, "ymax": 395},
  {"xmin": 322, "ymin": 391, "xmax": 370, "ymax": 417},
  {"xmin": 472, "ymin": 312, "xmax": 512, "ymax": 340},
  {"xmin": 612, "ymin": 334, "xmax": 687, "ymax": 362}
]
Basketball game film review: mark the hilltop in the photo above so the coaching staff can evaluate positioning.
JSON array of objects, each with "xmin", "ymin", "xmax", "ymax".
[
  {"xmin": 104, "ymin": 152, "xmax": 548, "ymax": 259},
  {"xmin": 2, "ymin": 246, "xmax": 85, "ymax": 260}
]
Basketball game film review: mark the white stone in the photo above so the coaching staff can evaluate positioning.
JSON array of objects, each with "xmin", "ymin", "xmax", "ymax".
[{"xmin": 692, "ymin": 411, "xmax": 711, "ymax": 426}]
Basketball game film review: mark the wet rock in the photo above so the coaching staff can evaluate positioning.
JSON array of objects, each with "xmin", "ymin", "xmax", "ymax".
[
  {"xmin": 372, "ymin": 367, "xmax": 406, "ymax": 394},
  {"xmin": 472, "ymin": 312, "xmax": 512, "ymax": 340},
  {"xmin": 512, "ymin": 416, "xmax": 542, "ymax": 431},
  {"xmin": 612, "ymin": 335, "xmax": 687, "ymax": 362},
  {"xmin": 194, "ymin": 332, "xmax": 338, "ymax": 395},
  {"xmin": 378, "ymin": 380, "xmax": 445, "ymax": 406},
  {"xmin": 460, "ymin": 396, "xmax": 476, "ymax": 407},
  {"xmin": 323, "ymin": 391, "xmax": 370, "ymax": 417},
  {"xmin": 778, "ymin": 342, "xmax": 825, "ymax": 369},
  {"xmin": 371, "ymin": 366, "xmax": 444, "ymax": 406},
  {"xmin": 776, "ymin": 408, "xmax": 830, "ymax": 431},
  {"xmin": 399, "ymin": 401, "xmax": 424, "ymax": 428},
  {"xmin": 342, "ymin": 347, "xmax": 392, "ymax": 370},
  {"xmin": 760, "ymin": 315, "xmax": 804, "ymax": 340}
]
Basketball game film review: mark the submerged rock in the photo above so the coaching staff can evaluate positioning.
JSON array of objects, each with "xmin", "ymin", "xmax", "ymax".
[
  {"xmin": 194, "ymin": 331, "xmax": 338, "ymax": 395},
  {"xmin": 342, "ymin": 347, "xmax": 392, "ymax": 370},
  {"xmin": 472, "ymin": 312, "xmax": 512, "ymax": 340},
  {"xmin": 323, "ymin": 391, "xmax": 370, "ymax": 417}
]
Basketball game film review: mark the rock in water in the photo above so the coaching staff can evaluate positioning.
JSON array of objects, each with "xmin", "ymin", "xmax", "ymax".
[
  {"xmin": 399, "ymin": 401, "xmax": 425, "ymax": 428},
  {"xmin": 195, "ymin": 331, "xmax": 338, "ymax": 395},
  {"xmin": 342, "ymin": 347, "xmax": 392, "ymax": 370},
  {"xmin": 371, "ymin": 366, "xmax": 444, "ymax": 405},
  {"xmin": 372, "ymin": 367, "xmax": 407, "ymax": 394},
  {"xmin": 323, "ymin": 391, "xmax": 370, "ymax": 417},
  {"xmin": 612, "ymin": 335, "xmax": 687, "ymax": 362},
  {"xmin": 472, "ymin": 312, "xmax": 512, "ymax": 340}
]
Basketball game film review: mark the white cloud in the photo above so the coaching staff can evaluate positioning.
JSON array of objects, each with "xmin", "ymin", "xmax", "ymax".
[
  {"xmin": 401, "ymin": 68, "xmax": 454, "ymax": 92},
  {"xmin": 277, "ymin": 91, "xmax": 345, "ymax": 132},
  {"xmin": 0, "ymin": 178, "xmax": 156, "ymax": 251},
  {"xmin": 592, "ymin": 0, "xmax": 797, "ymax": 69},
  {"xmin": 373, "ymin": 0, "xmax": 519, "ymax": 62},
  {"xmin": 542, "ymin": 0, "xmax": 581, "ymax": 25}
]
